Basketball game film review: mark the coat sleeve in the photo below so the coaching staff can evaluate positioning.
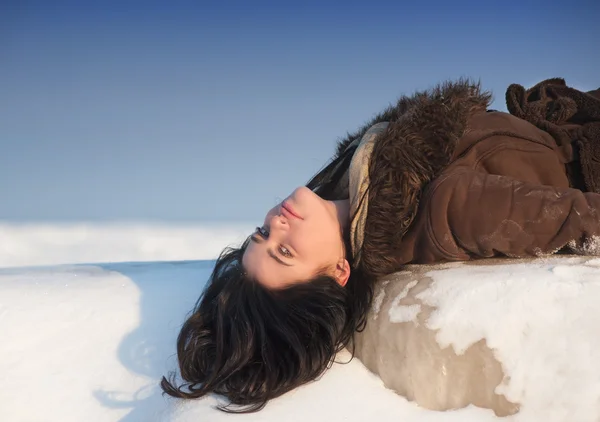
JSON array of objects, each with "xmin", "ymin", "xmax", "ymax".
[{"xmin": 429, "ymin": 169, "xmax": 600, "ymax": 258}]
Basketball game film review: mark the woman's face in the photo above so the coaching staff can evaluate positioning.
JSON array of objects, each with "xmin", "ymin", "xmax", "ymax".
[{"xmin": 242, "ymin": 187, "xmax": 350, "ymax": 289}]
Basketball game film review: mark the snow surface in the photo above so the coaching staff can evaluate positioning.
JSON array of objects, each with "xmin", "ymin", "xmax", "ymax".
[
  {"xmin": 354, "ymin": 257, "xmax": 600, "ymax": 421},
  {"xmin": 1, "ymin": 226, "xmax": 600, "ymax": 421},
  {"xmin": 419, "ymin": 258, "xmax": 600, "ymax": 421},
  {"xmin": 0, "ymin": 260, "xmax": 505, "ymax": 422},
  {"xmin": 0, "ymin": 222, "xmax": 253, "ymax": 268}
]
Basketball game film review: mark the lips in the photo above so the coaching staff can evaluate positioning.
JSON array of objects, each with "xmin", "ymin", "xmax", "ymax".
[{"xmin": 281, "ymin": 201, "xmax": 303, "ymax": 220}]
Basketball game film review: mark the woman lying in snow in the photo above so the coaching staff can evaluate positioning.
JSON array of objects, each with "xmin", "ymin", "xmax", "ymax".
[{"xmin": 161, "ymin": 78, "xmax": 600, "ymax": 412}]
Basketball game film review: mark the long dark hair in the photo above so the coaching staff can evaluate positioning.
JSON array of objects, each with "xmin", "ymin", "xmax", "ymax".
[{"xmin": 161, "ymin": 144, "xmax": 373, "ymax": 412}]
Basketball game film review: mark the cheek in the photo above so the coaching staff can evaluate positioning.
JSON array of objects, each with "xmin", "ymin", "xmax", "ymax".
[{"xmin": 302, "ymin": 219, "xmax": 341, "ymax": 259}]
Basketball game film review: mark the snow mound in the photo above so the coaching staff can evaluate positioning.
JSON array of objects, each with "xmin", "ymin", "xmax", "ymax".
[
  {"xmin": 355, "ymin": 256, "xmax": 600, "ymax": 422},
  {"xmin": 1, "ymin": 257, "xmax": 599, "ymax": 421},
  {"xmin": 0, "ymin": 222, "xmax": 253, "ymax": 268}
]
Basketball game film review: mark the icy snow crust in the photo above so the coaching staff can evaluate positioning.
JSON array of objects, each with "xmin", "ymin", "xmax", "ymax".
[{"xmin": 2, "ymin": 257, "xmax": 600, "ymax": 421}]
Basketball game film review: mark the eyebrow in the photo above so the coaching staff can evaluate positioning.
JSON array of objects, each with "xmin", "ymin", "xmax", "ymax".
[{"xmin": 250, "ymin": 235, "xmax": 293, "ymax": 267}]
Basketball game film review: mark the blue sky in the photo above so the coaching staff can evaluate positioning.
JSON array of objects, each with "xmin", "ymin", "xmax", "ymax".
[{"xmin": 1, "ymin": 0, "xmax": 598, "ymax": 223}]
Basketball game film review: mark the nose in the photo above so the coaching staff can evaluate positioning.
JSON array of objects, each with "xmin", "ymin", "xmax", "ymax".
[{"xmin": 269, "ymin": 212, "xmax": 289, "ymax": 231}]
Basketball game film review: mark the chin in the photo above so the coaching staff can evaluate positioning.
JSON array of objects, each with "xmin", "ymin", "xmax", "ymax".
[
  {"xmin": 291, "ymin": 186, "xmax": 315, "ymax": 203},
  {"xmin": 288, "ymin": 187, "xmax": 319, "ymax": 217}
]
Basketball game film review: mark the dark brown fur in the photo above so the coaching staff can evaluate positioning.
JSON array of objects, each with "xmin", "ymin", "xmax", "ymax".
[
  {"xmin": 356, "ymin": 80, "xmax": 492, "ymax": 277},
  {"xmin": 506, "ymin": 78, "xmax": 600, "ymax": 193},
  {"xmin": 333, "ymin": 92, "xmax": 427, "ymax": 158}
]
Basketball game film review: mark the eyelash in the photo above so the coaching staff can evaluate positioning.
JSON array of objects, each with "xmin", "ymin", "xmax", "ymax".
[{"xmin": 255, "ymin": 226, "xmax": 293, "ymax": 258}]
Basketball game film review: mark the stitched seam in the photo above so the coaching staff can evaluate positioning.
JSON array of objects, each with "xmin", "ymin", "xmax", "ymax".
[
  {"xmin": 471, "ymin": 143, "xmax": 549, "ymax": 171},
  {"xmin": 453, "ymin": 131, "xmax": 555, "ymax": 164},
  {"xmin": 422, "ymin": 171, "xmax": 470, "ymax": 260}
]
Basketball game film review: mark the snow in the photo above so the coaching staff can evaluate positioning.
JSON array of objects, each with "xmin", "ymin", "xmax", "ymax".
[
  {"xmin": 0, "ymin": 260, "xmax": 503, "ymax": 422},
  {"xmin": 371, "ymin": 279, "xmax": 390, "ymax": 320},
  {"xmin": 1, "ymin": 225, "xmax": 600, "ymax": 421},
  {"xmin": 419, "ymin": 257, "xmax": 600, "ymax": 421},
  {"xmin": 388, "ymin": 279, "xmax": 420, "ymax": 323},
  {"xmin": 0, "ymin": 222, "xmax": 254, "ymax": 268}
]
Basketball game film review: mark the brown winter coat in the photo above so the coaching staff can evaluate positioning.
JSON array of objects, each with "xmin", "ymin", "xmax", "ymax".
[{"xmin": 312, "ymin": 79, "xmax": 600, "ymax": 279}]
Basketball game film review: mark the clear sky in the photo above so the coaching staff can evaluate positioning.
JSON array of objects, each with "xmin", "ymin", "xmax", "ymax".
[{"xmin": 1, "ymin": 0, "xmax": 598, "ymax": 223}]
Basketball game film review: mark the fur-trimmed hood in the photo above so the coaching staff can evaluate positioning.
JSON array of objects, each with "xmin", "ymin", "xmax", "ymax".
[{"xmin": 351, "ymin": 80, "xmax": 492, "ymax": 277}]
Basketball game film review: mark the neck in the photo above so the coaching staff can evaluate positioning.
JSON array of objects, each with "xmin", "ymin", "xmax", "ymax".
[{"xmin": 331, "ymin": 199, "xmax": 350, "ymax": 232}]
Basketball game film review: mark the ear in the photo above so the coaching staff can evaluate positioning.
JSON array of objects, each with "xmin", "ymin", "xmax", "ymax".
[{"xmin": 334, "ymin": 258, "xmax": 351, "ymax": 287}]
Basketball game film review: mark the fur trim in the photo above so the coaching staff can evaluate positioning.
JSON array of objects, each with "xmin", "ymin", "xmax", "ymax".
[
  {"xmin": 358, "ymin": 79, "xmax": 492, "ymax": 277},
  {"xmin": 307, "ymin": 99, "xmax": 419, "ymax": 200},
  {"xmin": 333, "ymin": 93, "xmax": 427, "ymax": 158}
]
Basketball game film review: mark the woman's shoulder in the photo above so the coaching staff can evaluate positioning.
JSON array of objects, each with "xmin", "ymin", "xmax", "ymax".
[
  {"xmin": 352, "ymin": 80, "xmax": 492, "ymax": 275},
  {"xmin": 464, "ymin": 110, "xmax": 559, "ymax": 149}
]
